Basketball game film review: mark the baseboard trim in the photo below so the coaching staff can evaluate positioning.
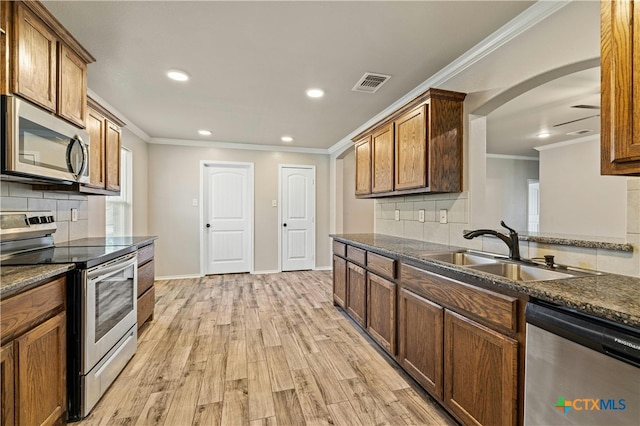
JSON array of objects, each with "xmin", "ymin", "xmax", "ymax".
[
  {"xmin": 251, "ymin": 270, "xmax": 281, "ymax": 275},
  {"xmin": 314, "ymin": 266, "xmax": 332, "ymax": 271},
  {"xmin": 156, "ymin": 274, "xmax": 203, "ymax": 280}
]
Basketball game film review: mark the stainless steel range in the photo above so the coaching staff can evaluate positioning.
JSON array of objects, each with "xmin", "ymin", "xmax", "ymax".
[{"xmin": 0, "ymin": 211, "xmax": 138, "ymax": 421}]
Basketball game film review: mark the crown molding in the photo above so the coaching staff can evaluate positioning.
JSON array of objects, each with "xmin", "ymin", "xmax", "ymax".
[
  {"xmin": 486, "ymin": 153, "xmax": 539, "ymax": 161},
  {"xmin": 326, "ymin": 0, "xmax": 572, "ymax": 157},
  {"xmin": 150, "ymin": 138, "xmax": 329, "ymax": 155}
]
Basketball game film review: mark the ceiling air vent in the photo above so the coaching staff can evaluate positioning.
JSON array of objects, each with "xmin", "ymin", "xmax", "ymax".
[
  {"xmin": 566, "ymin": 129, "xmax": 594, "ymax": 136},
  {"xmin": 352, "ymin": 72, "xmax": 391, "ymax": 93}
]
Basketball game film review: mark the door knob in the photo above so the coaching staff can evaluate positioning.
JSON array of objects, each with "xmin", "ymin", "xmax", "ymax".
[
  {"xmin": 283, "ymin": 223, "xmax": 287, "ymax": 227},
  {"xmin": 206, "ymin": 224, "xmax": 211, "ymax": 228}
]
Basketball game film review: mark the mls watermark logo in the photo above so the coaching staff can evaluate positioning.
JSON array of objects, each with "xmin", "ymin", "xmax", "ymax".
[{"xmin": 555, "ymin": 397, "xmax": 627, "ymax": 414}]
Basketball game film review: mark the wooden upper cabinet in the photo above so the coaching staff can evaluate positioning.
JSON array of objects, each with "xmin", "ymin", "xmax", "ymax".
[
  {"xmin": 395, "ymin": 105, "xmax": 427, "ymax": 190},
  {"xmin": 352, "ymin": 88, "xmax": 465, "ymax": 197},
  {"xmin": 58, "ymin": 43, "xmax": 87, "ymax": 127},
  {"xmin": 13, "ymin": 2, "xmax": 57, "ymax": 112},
  {"xmin": 371, "ymin": 123, "xmax": 394, "ymax": 193},
  {"xmin": 601, "ymin": 0, "xmax": 640, "ymax": 175},
  {"xmin": 105, "ymin": 119, "xmax": 122, "ymax": 192},
  {"xmin": 354, "ymin": 136, "xmax": 371, "ymax": 195},
  {"xmin": 86, "ymin": 108, "xmax": 106, "ymax": 189}
]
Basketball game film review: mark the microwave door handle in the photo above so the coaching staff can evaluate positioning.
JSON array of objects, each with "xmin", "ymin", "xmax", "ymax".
[{"xmin": 66, "ymin": 136, "xmax": 87, "ymax": 180}]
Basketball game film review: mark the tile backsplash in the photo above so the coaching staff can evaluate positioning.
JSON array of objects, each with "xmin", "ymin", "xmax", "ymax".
[
  {"xmin": 1, "ymin": 181, "xmax": 89, "ymax": 243},
  {"xmin": 374, "ymin": 179, "xmax": 640, "ymax": 278}
]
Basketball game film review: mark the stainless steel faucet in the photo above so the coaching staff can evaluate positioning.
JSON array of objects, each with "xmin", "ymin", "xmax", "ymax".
[{"xmin": 463, "ymin": 221, "xmax": 521, "ymax": 260}]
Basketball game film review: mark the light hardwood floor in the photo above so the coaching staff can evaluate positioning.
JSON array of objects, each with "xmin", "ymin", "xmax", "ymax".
[{"xmin": 79, "ymin": 271, "xmax": 456, "ymax": 425}]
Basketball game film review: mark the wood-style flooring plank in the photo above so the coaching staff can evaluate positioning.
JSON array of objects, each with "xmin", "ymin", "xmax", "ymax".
[{"xmin": 78, "ymin": 271, "xmax": 454, "ymax": 426}]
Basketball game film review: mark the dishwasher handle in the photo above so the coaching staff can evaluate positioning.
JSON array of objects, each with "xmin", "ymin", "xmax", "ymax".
[{"xmin": 526, "ymin": 301, "xmax": 640, "ymax": 368}]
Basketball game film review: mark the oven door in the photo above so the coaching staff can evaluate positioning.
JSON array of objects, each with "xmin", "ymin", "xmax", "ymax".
[
  {"xmin": 83, "ymin": 252, "xmax": 137, "ymax": 373},
  {"xmin": 2, "ymin": 94, "xmax": 90, "ymax": 184}
]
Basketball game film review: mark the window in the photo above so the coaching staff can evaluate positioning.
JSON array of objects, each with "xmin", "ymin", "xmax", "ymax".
[{"xmin": 106, "ymin": 148, "xmax": 132, "ymax": 236}]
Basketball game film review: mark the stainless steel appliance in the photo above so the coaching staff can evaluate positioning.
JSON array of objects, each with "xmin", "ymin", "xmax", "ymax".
[
  {"xmin": 524, "ymin": 300, "xmax": 640, "ymax": 425},
  {"xmin": 1, "ymin": 94, "xmax": 90, "ymax": 184},
  {"xmin": 0, "ymin": 211, "xmax": 137, "ymax": 421}
]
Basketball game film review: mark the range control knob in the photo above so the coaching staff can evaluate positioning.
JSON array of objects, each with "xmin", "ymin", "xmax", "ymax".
[
  {"xmin": 28, "ymin": 216, "xmax": 41, "ymax": 224},
  {"xmin": 48, "ymin": 215, "xmax": 55, "ymax": 223},
  {"xmin": 40, "ymin": 216, "xmax": 49, "ymax": 223}
]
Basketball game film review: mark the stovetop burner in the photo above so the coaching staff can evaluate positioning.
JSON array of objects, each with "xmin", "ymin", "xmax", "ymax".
[{"xmin": 1, "ymin": 245, "xmax": 136, "ymax": 269}]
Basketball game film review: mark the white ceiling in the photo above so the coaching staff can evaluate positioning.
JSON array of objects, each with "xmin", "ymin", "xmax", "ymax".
[
  {"xmin": 42, "ymin": 0, "xmax": 534, "ymax": 150},
  {"xmin": 487, "ymin": 66, "xmax": 600, "ymax": 157}
]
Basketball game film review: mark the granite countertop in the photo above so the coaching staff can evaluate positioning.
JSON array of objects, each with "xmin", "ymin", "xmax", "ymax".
[
  {"xmin": 332, "ymin": 233, "xmax": 640, "ymax": 329},
  {"xmin": 59, "ymin": 236, "xmax": 158, "ymax": 248},
  {"xmin": 0, "ymin": 264, "xmax": 75, "ymax": 300}
]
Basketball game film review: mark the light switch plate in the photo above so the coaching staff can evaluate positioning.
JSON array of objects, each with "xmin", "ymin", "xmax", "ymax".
[
  {"xmin": 272, "ymin": 200, "xmax": 277, "ymax": 207},
  {"xmin": 418, "ymin": 209, "xmax": 425, "ymax": 223},
  {"xmin": 439, "ymin": 209, "xmax": 448, "ymax": 224},
  {"xmin": 394, "ymin": 210, "xmax": 400, "ymax": 221},
  {"xmin": 71, "ymin": 208, "xmax": 78, "ymax": 222}
]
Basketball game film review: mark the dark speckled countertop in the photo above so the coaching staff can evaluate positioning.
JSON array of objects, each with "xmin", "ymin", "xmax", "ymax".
[
  {"xmin": 332, "ymin": 233, "xmax": 640, "ymax": 329},
  {"xmin": 1, "ymin": 264, "xmax": 75, "ymax": 299}
]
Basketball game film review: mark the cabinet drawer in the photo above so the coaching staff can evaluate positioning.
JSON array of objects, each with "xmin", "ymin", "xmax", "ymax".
[
  {"xmin": 137, "ymin": 286, "xmax": 155, "ymax": 329},
  {"xmin": 346, "ymin": 246, "xmax": 366, "ymax": 265},
  {"xmin": 333, "ymin": 240, "xmax": 346, "ymax": 257},
  {"xmin": 367, "ymin": 252, "xmax": 396, "ymax": 279},
  {"xmin": 137, "ymin": 260, "xmax": 155, "ymax": 297},
  {"xmin": 1, "ymin": 276, "xmax": 65, "ymax": 343},
  {"xmin": 137, "ymin": 243, "xmax": 154, "ymax": 266},
  {"xmin": 401, "ymin": 264, "xmax": 517, "ymax": 332}
]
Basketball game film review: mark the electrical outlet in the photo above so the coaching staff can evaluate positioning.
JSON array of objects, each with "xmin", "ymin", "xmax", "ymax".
[
  {"xmin": 192, "ymin": 198, "xmax": 198, "ymax": 206},
  {"xmin": 418, "ymin": 209, "xmax": 425, "ymax": 223},
  {"xmin": 439, "ymin": 209, "xmax": 448, "ymax": 224},
  {"xmin": 71, "ymin": 208, "xmax": 78, "ymax": 222},
  {"xmin": 394, "ymin": 210, "xmax": 400, "ymax": 221},
  {"xmin": 272, "ymin": 200, "xmax": 277, "ymax": 207}
]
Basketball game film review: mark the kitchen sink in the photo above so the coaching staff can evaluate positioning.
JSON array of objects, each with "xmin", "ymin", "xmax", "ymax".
[
  {"xmin": 423, "ymin": 251, "xmax": 500, "ymax": 266},
  {"xmin": 466, "ymin": 262, "xmax": 581, "ymax": 281},
  {"xmin": 422, "ymin": 250, "xmax": 602, "ymax": 281}
]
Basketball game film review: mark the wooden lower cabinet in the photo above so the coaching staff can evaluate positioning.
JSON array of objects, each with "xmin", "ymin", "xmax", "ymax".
[
  {"xmin": 397, "ymin": 288, "xmax": 444, "ymax": 399},
  {"xmin": 15, "ymin": 312, "xmax": 66, "ymax": 426},
  {"xmin": 346, "ymin": 262, "xmax": 367, "ymax": 327},
  {"xmin": 366, "ymin": 272, "xmax": 396, "ymax": 354},
  {"xmin": 1, "ymin": 343, "xmax": 15, "ymax": 426},
  {"xmin": 137, "ymin": 242, "xmax": 156, "ymax": 329},
  {"xmin": 444, "ymin": 310, "xmax": 518, "ymax": 426},
  {"xmin": 332, "ymin": 255, "xmax": 347, "ymax": 308}
]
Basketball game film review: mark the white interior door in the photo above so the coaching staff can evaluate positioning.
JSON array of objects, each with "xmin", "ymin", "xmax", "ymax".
[
  {"xmin": 281, "ymin": 166, "xmax": 315, "ymax": 271},
  {"xmin": 205, "ymin": 163, "xmax": 253, "ymax": 274}
]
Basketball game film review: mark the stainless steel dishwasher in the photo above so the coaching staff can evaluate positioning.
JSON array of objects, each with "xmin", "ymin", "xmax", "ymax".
[{"xmin": 524, "ymin": 300, "xmax": 640, "ymax": 426}]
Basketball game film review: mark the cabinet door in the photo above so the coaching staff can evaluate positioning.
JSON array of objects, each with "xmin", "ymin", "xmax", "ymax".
[
  {"xmin": 397, "ymin": 288, "xmax": 443, "ymax": 399},
  {"xmin": 366, "ymin": 273, "xmax": 396, "ymax": 354},
  {"xmin": 395, "ymin": 105, "xmax": 427, "ymax": 190},
  {"xmin": 58, "ymin": 43, "xmax": 87, "ymax": 127},
  {"xmin": 105, "ymin": 120, "xmax": 121, "ymax": 192},
  {"xmin": 371, "ymin": 123, "xmax": 394, "ymax": 193},
  {"xmin": 15, "ymin": 312, "xmax": 66, "ymax": 426},
  {"xmin": 444, "ymin": 310, "xmax": 517, "ymax": 426},
  {"xmin": 13, "ymin": 3, "xmax": 57, "ymax": 112},
  {"xmin": 86, "ymin": 108, "xmax": 106, "ymax": 188},
  {"xmin": 346, "ymin": 262, "xmax": 366, "ymax": 327},
  {"xmin": 354, "ymin": 136, "xmax": 371, "ymax": 195},
  {"xmin": 1, "ymin": 343, "xmax": 14, "ymax": 426},
  {"xmin": 333, "ymin": 255, "xmax": 347, "ymax": 308},
  {"xmin": 601, "ymin": 0, "xmax": 640, "ymax": 175}
]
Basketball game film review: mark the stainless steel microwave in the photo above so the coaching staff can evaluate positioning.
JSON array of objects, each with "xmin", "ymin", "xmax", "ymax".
[{"xmin": 1, "ymin": 95, "xmax": 90, "ymax": 184}]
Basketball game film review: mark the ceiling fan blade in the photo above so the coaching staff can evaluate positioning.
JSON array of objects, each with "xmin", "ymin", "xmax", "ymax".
[{"xmin": 552, "ymin": 114, "xmax": 600, "ymax": 127}]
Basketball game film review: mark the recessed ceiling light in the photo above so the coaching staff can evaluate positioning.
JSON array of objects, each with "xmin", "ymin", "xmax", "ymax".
[
  {"xmin": 537, "ymin": 132, "xmax": 551, "ymax": 139},
  {"xmin": 167, "ymin": 70, "xmax": 189, "ymax": 82},
  {"xmin": 306, "ymin": 88, "xmax": 324, "ymax": 98},
  {"xmin": 198, "ymin": 130, "xmax": 212, "ymax": 136},
  {"xmin": 281, "ymin": 136, "xmax": 294, "ymax": 143}
]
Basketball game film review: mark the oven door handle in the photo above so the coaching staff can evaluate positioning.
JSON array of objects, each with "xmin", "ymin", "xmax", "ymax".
[{"xmin": 87, "ymin": 253, "xmax": 137, "ymax": 282}]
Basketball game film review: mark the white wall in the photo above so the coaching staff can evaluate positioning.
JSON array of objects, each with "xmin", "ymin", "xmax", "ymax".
[
  {"xmin": 147, "ymin": 143, "xmax": 330, "ymax": 277},
  {"xmin": 486, "ymin": 157, "xmax": 539, "ymax": 231},
  {"xmin": 539, "ymin": 138, "xmax": 626, "ymax": 237}
]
